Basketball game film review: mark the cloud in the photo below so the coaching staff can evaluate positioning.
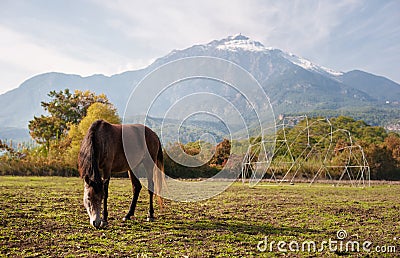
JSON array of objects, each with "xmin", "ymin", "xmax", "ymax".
[
  {"xmin": 0, "ymin": 0, "xmax": 399, "ymax": 94},
  {"xmin": 91, "ymin": 0, "xmax": 367, "ymax": 57},
  {"xmin": 94, "ymin": 0, "xmax": 270, "ymax": 48},
  {"xmin": 0, "ymin": 25, "xmax": 107, "ymax": 84},
  {"xmin": 307, "ymin": 1, "xmax": 400, "ymax": 75}
]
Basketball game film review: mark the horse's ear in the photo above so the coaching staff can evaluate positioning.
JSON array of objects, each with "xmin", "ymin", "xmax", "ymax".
[{"xmin": 84, "ymin": 175, "xmax": 90, "ymax": 185}]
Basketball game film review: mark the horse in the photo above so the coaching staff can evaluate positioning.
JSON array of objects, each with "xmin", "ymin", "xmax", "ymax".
[{"xmin": 78, "ymin": 119, "xmax": 165, "ymax": 228}]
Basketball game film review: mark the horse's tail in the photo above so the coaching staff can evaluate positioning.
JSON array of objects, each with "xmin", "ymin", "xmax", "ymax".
[
  {"xmin": 78, "ymin": 120, "xmax": 103, "ymax": 191},
  {"xmin": 154, "ymin": 142, "xmax": 166, "ymax": 210}
]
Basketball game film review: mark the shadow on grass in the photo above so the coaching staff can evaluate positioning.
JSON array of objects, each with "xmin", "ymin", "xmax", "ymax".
[{"xmin": 166, "ymin": 218, "xmax": 320, "ymax": 236}]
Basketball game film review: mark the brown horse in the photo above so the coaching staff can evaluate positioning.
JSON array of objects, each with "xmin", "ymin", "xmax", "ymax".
[{"xmin": 78, "ymin": 120, "xmax": 165, "ymax": 228}]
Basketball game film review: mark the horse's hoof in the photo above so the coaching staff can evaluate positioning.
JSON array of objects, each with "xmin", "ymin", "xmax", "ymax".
[
  {"xmin": 100, "ymin": 220, "xmax": 108, "ymax": 228},
  {"xmin": 122, "ymin": 217, "xmax": 130, "ymax": 222},
  {"xmin": 147, "ymin": 217, "xmax": 155, "ymax": 222}
]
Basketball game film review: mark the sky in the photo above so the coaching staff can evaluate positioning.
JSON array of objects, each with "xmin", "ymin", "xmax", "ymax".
[{"xmin": 0, "ymin": 0, "xmax": 399, "ymax": 94}]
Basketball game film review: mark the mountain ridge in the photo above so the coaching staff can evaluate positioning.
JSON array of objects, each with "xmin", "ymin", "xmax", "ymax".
[{"xmin": 0, "ymin": 35, "xmax": 399, "ymax": 141}]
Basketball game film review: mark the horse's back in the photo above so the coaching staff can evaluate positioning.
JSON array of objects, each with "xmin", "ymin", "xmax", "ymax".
[
  {"xmin": 95, "ymin": 121, "xmax": 160, "ymax": 174},
  {"xmin": 121, "ymin": 123, "xmax": 160, "ymax": 162}
]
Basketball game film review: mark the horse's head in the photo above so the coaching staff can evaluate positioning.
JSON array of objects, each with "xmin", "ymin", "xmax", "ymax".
[{"xmin": 83, "ymin": 175, "xmax": 104, "ymax": 228}]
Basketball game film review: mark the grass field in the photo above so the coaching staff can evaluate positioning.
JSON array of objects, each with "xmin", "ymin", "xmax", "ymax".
[{"xmin": 0, "ymin": 176, "xmax": 399, "ymax": 257}]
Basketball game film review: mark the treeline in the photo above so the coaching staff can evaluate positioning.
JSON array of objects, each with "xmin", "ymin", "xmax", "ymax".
[
  {"xmin": 0, "ymin": 89, "xmax": 120, "ymax": 176},
  {"xmin": 165, "ymin": 116, "xmax": 400, "ymax": 180},
  {"xmin": 0, "ymin": 89, "xmax": 399, "ymax": 180},
  {"xmin": 163, "ymin": 139, "xmax": 231, "ymax": 178},
  {"xmin": 0, "ymin": 89, "xmax": 231, "ymax": 178},
  {"xmin": 292, "ymin": 107, "xmax": 400, "ymax": 129},
  {"xmin": 274, "ymin": 116, "xmax": 400, "ymax": 180}
]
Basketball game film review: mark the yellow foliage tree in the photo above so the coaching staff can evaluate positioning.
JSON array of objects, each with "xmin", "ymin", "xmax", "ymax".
[{"xmin": 66, "ymin": 102, "xmax": 121, "ymax": 165}]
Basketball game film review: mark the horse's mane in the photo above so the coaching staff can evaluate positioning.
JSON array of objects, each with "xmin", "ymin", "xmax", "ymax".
[{"xmin": 78, "ymin": 119, "xmax": 104, "ymax": 193}]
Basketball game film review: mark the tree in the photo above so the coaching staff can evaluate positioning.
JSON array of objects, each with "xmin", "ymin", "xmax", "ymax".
[
  {"xmin": 28, "ymin": 115, "xmax": 63, "ymax": 150},
  {"xmin": 211, "ymin": 139, "xmax": 231, "ymax": 166},
  {"xmin": 28, "ymin": 89, "xmax": 111, "ymax": 150},
  {"xmin": 182, "ymin": 141, "xmax": 201, "ymax": 156},
  {"xmin": 66, "ymin": 102, "xmax": 120, "ymax": 165},
  {"xmin": 364, "ymin": 143, "xmax": 397, "ymax": 180},
  {"xmin": 41, "ymin": 89, "xmax": 110, "ymax": 125},
  {"xmin": 384, "ymin": 133, "xmax": 400, "ymax": 163}
]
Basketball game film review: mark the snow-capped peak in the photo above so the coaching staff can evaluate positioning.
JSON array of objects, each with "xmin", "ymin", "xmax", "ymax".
[
  {"xmin": 282, "ymin": 52, "xmax": 343, "ymax": 77},
  {"xmin": 213, "ymin": 34, "xmax": 343, "ymax": 77},
  {"xmin": 163, "ymin": 34, "xmax": 343, "ymax": 78},
  {"xmin": 212, "ymin": 34, "xmax": 274, "ymax": 52}
]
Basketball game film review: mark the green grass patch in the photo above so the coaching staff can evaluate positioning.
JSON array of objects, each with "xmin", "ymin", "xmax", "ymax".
[{"xmin": 0, "ymin": 176, "xmax": 399, "ymax": 257}]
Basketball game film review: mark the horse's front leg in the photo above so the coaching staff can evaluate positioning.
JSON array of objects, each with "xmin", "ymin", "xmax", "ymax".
[
  {"xmin": 101, "ymin": 178, "xmax": 110, "ymax": 228},
  {"xmin": 123, "ymin": 170, "xmax": 142, "ymax": 221}
]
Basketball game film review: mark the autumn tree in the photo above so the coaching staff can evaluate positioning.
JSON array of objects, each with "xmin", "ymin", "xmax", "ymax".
[
  {"xmin": 66, "ymin": 102, "xmax": 120, "ymax": 165},
  {"xmin": 364, "ymin": 143, "xmax": 397, "ymax": 180},
  {"xmin": 182, "ymin": 141, "xmax": 201, "ymax": 156},
  {"xmin": 211, "ymin": 139, "xmax": 231, "ymax": 166},
  {"xmin": 28, "ymin": 89, "xmax": 111, "ymax": 151},
  {"xmin": 384, "ymin": 133, "xmax": 400, "ymax": 163}
]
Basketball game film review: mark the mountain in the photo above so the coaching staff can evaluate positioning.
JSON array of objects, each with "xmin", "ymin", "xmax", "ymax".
[
  {"xmin": 0, "ymin": 34, "xmax": 399, "ymax": 142},
  {"xmin": 339, "ymin": 70, "xmax": 400, "ymax": 101},
  {"xmin": 0, "ymin": 70, "xmax": 148, "ymax": 127},
  {"xmin": 145, "ymin": 34, "xmax": 397, "ymax": 116}
]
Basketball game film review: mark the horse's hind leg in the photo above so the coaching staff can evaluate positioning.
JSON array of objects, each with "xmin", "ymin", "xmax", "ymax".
[
  {"xmin": 147, "ymin": 183, "xmax": 155, "ymax": 222},
  {"xmin": 143, "ymin": 160, "xmax": 155, "ymax": 222},
  {"xmin": 123, "ymin": 170, "xmax": 142, "ymax": 221}
]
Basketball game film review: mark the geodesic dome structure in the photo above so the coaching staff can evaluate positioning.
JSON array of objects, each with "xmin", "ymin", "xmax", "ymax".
[{"xmin": 241, "ymin": 115, "xmax": 370, "ymax": 186}]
